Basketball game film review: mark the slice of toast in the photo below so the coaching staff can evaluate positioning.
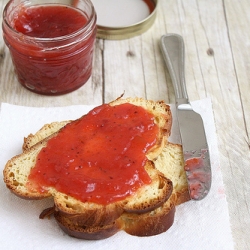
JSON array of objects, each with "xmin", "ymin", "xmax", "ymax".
[
  {"xmin": 20, "ymin": 107, "xmax": 190, "ymax": 239},
  {"xmin": 23, "ymin": 120, "xmax": 189, "ymax": 239},
  {"xmin": 4, "ymin": 97, "xmax": 182, "ymax": 239},
  {"xmin": 50, "ymin": 143, "xmax": 189, "ymax": 239}
]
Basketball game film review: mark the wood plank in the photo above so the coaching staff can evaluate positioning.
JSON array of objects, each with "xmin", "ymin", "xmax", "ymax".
[{"xmin": 224, "ymin": 0, "xmax": 250, "ymax": 249}]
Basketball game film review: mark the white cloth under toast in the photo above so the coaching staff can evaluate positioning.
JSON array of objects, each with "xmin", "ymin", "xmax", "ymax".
[{"xmin": 0, "ymin": 99, "xmax": 234, "ymax": 250}]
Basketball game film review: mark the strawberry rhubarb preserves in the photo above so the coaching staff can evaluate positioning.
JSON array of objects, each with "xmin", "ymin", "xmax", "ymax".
[
  {"xmin": 2, "ymin": 0, "xmax": 96, "ymax": 95},
  {"xmin": 27, "ymin": 103, "xmax": 159, "ymax": 204}
]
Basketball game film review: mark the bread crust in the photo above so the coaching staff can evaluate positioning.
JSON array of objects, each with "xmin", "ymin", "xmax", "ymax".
[
  {"xmin": 118, "ymin": 194, "xmax": 176, "ymax": 236},
  {"xmin": 23, "ymin": 121, "xmax": 70, "ymax": 152},
  {"xmin": 54, "ymin": 212, "xmax": 121, "ymax": 240}
]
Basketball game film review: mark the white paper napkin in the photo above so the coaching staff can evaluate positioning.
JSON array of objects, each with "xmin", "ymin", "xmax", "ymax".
[{"xmin": 0, "ymin": 99, "xmax": 234, "ymax": 250}]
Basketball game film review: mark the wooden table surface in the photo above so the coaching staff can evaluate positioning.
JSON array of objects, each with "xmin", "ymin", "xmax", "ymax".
[{"xmin": 0, "ymin": 0, "xmax": 249, "ymax": 249}]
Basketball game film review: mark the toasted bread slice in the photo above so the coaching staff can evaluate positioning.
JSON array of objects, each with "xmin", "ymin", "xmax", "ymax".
[
  {"xmin": 4, "ymin": 98, "xmax": 174, "ymax": 232},
  {"xmin": 20, "ymin": 121, "xmax": 190, "ymax": 239},
  {"xmin": 53, "ymin": 143, "xmax": 188, "ymax": 239},
  {"xmin": 154, "ymin": 143, "xmax": 190, "ymax": 206}
]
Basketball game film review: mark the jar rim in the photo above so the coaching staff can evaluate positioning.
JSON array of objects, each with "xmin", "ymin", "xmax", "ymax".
[
  {"xmin": 3, "ymin": 0, "xmax": 97, "ymax": 42},
  {"xmin": 96, "ymin": 0, "xmax": 158, "ymax": 40}
]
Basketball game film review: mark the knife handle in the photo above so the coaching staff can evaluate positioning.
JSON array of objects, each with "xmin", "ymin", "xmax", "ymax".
[{"xmin": 160, "ymin": 34, "xmax": 189, "ymax": 105}]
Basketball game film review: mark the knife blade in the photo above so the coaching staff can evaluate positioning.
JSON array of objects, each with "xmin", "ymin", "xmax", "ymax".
[{"xmin": 160, "ymin": 33, "xmax": 211, "ymax": 200}]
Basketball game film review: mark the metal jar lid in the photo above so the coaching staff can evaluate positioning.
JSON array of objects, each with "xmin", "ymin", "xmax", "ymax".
[{"xmin": 92, "ymin": 0, "xmax": 158, "ymax": 40}]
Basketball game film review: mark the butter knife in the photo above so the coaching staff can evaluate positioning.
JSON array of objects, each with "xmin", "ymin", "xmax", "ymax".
[{"xmin": 160, "ymin": 34, "xmax": 211, "ymax": 200}]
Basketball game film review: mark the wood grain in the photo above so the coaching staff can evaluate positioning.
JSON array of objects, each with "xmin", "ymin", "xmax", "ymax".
[{"xmin": 1, "ymin": 0, "xmax": 250, "ymax": 249}]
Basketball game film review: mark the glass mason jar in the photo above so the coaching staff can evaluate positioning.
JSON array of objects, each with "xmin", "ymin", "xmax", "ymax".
[{"xmin": 2, "ymin": 0, "xmax": 97, "ymax": 95}]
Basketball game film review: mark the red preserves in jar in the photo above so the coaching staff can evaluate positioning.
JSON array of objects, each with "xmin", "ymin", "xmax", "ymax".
[{"xmin": 2, "ymin": 0, "xmax": 97, "ymax": 95}]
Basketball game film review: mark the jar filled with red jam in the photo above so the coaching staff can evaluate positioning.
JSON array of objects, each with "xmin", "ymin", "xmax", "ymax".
[{"xmin": 2, "ymin": 0, "xmax": 97, "ymax": 95}]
